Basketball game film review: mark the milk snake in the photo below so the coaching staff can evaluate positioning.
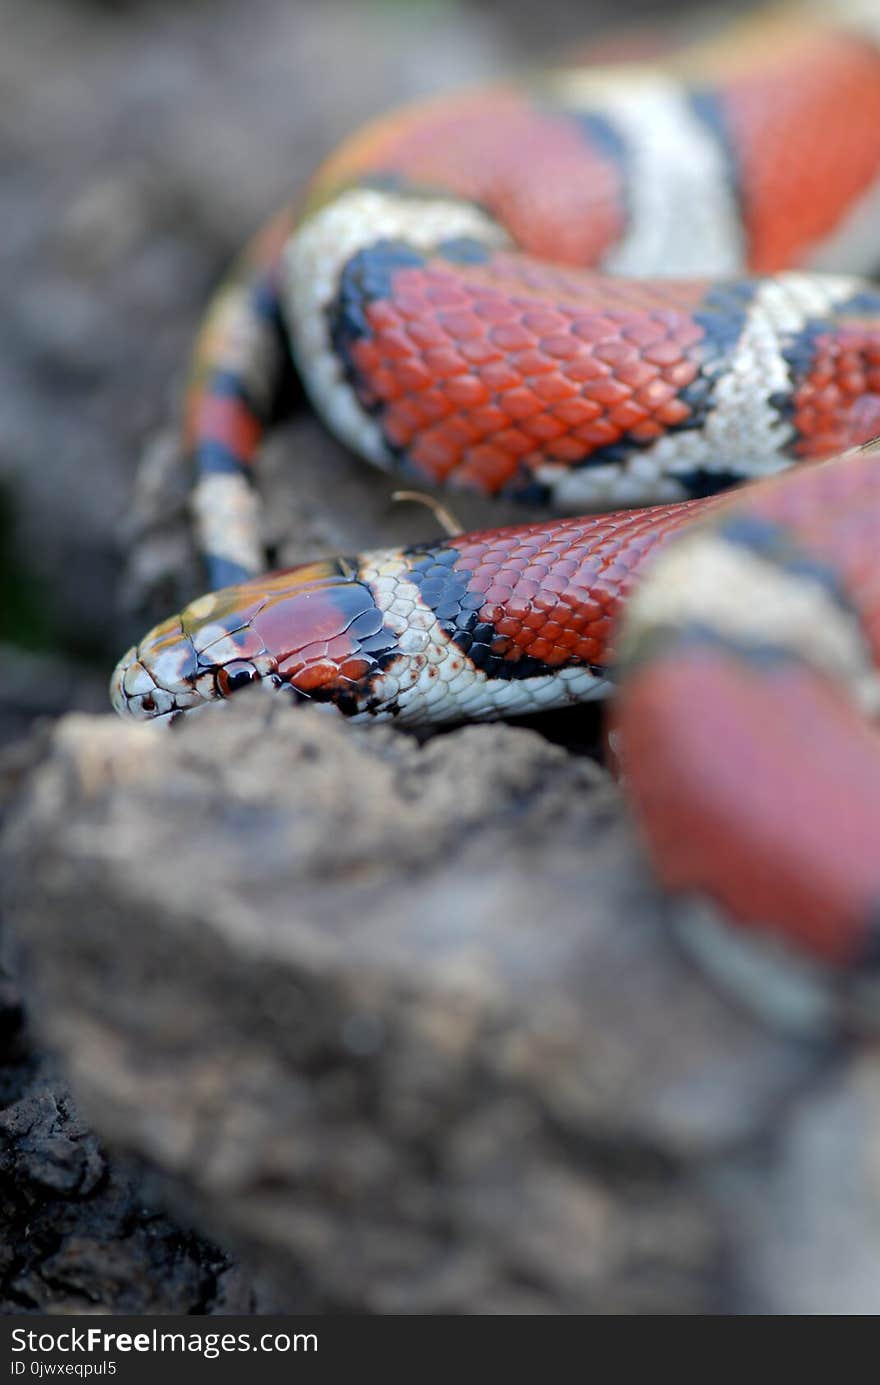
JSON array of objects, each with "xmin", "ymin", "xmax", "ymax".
[{"xmin": 111, "ymin": 1, "xmax": 880, "ymax": 1028}]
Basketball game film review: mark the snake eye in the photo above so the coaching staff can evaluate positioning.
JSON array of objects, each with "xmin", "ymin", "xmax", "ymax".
[{"xmin": 215, "ymin": 660, "xmax": 259, "ymax": 697}]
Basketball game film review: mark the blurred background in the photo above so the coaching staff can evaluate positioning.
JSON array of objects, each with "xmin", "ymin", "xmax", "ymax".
[{"xmin": 0, "ymin": 0, "xmax": 745, "ymax": 747}]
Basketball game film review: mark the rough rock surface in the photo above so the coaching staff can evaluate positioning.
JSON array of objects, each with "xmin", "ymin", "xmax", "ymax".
[
  {"xmin": 0, "ymin": 944, "xmax": 258, "ymax": 1313},
  {"xmin": 7, "ymin": 699, "xmax": 874, "ymax": 1315}
]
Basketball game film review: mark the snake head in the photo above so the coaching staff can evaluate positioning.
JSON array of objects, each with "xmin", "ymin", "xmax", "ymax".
[{"xmin": 110, "ymin": 558, "xmax": 400, "ymax": 722}]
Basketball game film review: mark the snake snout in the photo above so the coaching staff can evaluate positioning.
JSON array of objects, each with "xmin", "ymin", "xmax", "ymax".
[
  {"xmin": 109, "ymin": 617, "xmax": 206, "ymax": 721},
  {"xmin": 109, "ymin": 646, "xmax": 135, "ymax": 717}
]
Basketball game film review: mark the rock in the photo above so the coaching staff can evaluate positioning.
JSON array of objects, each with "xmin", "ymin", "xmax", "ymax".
[
  {"xmin": 0, "ymin": 759, "xmax": 261, "ymax": 1315},
  {"xmin": 0, "ymin": 961, "xmax": 254, "ymax": 1313},
  {"xmin": 719, "ymin": 1051, "xmax": 880, "ymax": 1315},
  {"xmin": 1, "ymin": 698, "xmax": 831, "ymax": 1313}
]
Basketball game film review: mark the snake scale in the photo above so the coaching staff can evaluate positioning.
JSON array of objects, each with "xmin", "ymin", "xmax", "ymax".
[{"xmin": 111, "ymin": 1, "xmax": 880, "ymax": 1028}]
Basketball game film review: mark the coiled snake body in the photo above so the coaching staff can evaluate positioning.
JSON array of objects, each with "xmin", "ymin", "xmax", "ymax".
[{"xmin": 111, "ymin": 1, "xmax": 880, "ymax": 1024}]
